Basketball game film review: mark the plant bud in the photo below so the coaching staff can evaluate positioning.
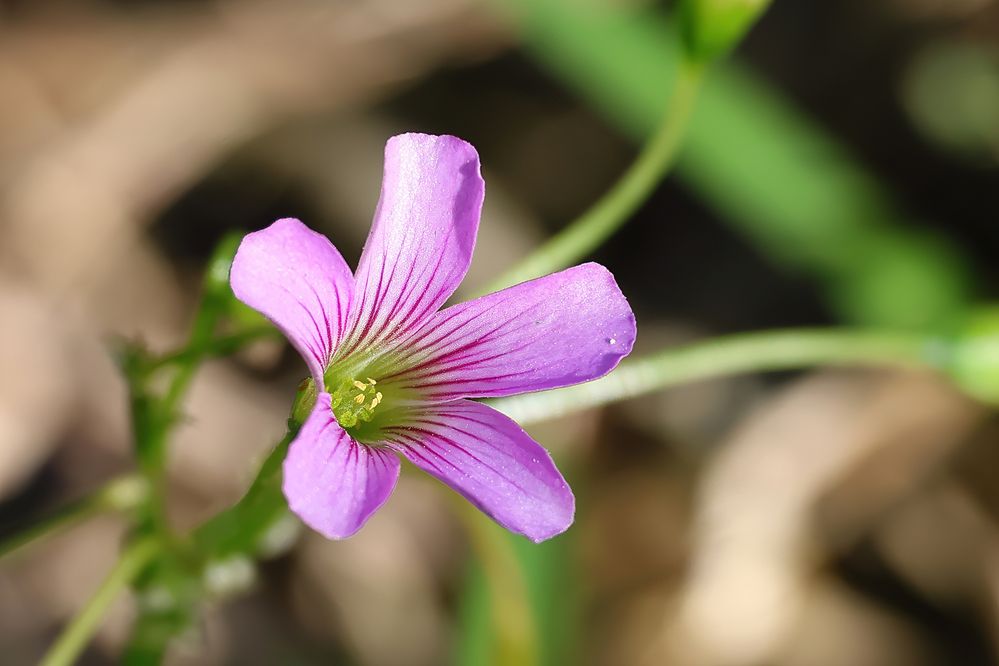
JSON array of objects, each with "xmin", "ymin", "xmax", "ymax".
[{"xmin": 290, "ymin": 377, "xmax": 318, "ymax": 429}]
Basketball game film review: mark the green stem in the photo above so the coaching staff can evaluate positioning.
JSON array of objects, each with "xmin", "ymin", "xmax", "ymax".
[
  {"xmin": 0, "ymin": 475, "xmax": 149, "ymax": 560},
  {"xmin": 136, "ymin": 287, "xmax": 226, "ymax": 538},
  {"xmin": 123, "ymin": 433, "xmax": 296, "ymax": 663},
  {"xmin": 482, "ymin": 55, "xmax": 706, "ymax": 294},
  {"xmin": 193, "ymin": 430, "xmax": 295, "ymax": 559},
  {"xmin": 39, "ymin": 537, "xmax": 159, "ymax": 666},
  {"xmin": 489, "ymin": 328, "xmax": 941, "ymax": 424},
  {"xmin": 130, "ymin": 234, "xmax": 245, "ymax": 540},
  {"xmin": 146, "ymin": 327, "xmax": 277, "ymax": 371},
  {"xmin": 163, "ymin": 300, "xmax": 222, "ymax": 414}
]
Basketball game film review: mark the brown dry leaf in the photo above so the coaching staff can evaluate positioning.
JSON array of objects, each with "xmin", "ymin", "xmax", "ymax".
[{"xmin": 653, "ymin": 369, "xmax": 979, "ymax": 666}]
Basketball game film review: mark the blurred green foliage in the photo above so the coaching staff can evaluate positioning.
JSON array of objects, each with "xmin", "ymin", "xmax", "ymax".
[
  {"xmin": 948, "ymin": 307, "xmax": 999, "ymax": 406},
  {"xmin": 492, "ymin": 0, "xmax": 974, "ymax": 329},
  {"xmin": 903, "ymin": 41, "xmax": 999, "ymax": 162},
  {"xmin": 466, "ymin": 0, "xmax": 983, "ymax": 663},
  {"xmin": 456, "ymin": 511, "xmax": 578, "ymax": 666},
  {"xmin": 18, "ymin": 2, "xmax": 996, "ymax": 663}
]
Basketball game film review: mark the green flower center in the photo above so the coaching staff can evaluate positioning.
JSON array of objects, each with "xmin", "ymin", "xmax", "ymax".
[
  {"xmin": 330, "ymin": 377, "xmax": 383, "ymax": 429},
  {"xmin": 323, "ymin": 357, "xmax": 412, "ymax": 443}
]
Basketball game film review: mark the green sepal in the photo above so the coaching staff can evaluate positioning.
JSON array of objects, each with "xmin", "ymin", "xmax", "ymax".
[
  {"xmin": 203, "ymin": 232, "xmax": 243, "ymax": 302},
  {"xmin": 290, "ymin": 378, "xmax": 318, "ymax": 430}
]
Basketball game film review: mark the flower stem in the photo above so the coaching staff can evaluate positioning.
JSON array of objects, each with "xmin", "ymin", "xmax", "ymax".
[
  {"xmin": 140, "ymin": 312, "xmax": 215, "ymax": 538},
  {"xmin": 39, "ymin": 537, "xmax": 159, "ymax": 666},
  {"xmin": 128, "ymin": 233, "xmax": 247, "ymax": 541},
  {"xmin": 489, "ymin": 328, "xmax": 943, "ymax": 424},
  {"xmin": 193, "ymin": 430, "xmax": 295, "ymax": 559},
  {"xmin": 0, "ymin": 475, "xmax": 148, "ymax": 560},
  {"xmin": 481, "ymin": 55, "xmax": 706, "ymax": 294},
  {"xmin": 146, "ymin": 326, "xmax": 277, "ymax": 371}
]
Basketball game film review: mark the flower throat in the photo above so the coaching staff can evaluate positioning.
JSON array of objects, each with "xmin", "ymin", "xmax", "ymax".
[{"xmin": 330, "ymin": 377, "xmax": 382, "ymax": 428}]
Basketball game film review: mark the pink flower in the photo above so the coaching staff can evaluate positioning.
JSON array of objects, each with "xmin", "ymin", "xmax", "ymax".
[{"xmin": 230, "ymin": 134, "xmax": 635, "ymax": 542}]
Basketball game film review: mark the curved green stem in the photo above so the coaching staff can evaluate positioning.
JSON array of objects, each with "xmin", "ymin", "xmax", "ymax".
[
  {"xmin": 482, "ymin": 55, "xmax": 706, "ymax": 293},
  {"xmin": 40, "ymin": 537, "xmax": 159, "ymax": 666},
  {"xmin": 0, "ymin": 475, "xmax": 148, "ymax": 560},
  {"xmin": 489, "ymin": 328, "xmax": 942, "ymax": 424},
  {"xmin": 194, "ymin": 430, "xmax": 295, "ymax": 559}
]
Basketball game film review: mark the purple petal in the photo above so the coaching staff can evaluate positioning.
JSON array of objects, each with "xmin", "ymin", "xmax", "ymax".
[
  {"xmin": 283, "ymin": 393, "xmax": 400, "ymax": 539},
  {"xmin": 340, "ymin": 134, "xmax": 484, "ymax": 356},
  {"xmin": 231, "ymin": 218, "xmax": 354, "ymax": 384},
  {"xmin": 386, "ymin": 263, "xmax": 636, "ymax": 400},
  {"xmin": 385, "ymin": 400, "xmax": 573, "ymax": 542}
]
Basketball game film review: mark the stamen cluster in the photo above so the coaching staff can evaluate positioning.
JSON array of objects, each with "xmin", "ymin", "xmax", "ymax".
[{"xmin": 330, "ymin": 377, "xmax": 382, "ymax": 429}]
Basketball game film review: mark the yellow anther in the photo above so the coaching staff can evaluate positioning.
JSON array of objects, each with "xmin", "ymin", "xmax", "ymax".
[{"xmin": 330, "ymin": 375, "xmax": 385, "ymax": 429}]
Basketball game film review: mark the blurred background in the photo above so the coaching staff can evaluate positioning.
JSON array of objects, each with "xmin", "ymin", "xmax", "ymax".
[{"xmin": 1, "ymin": 0, "xmax": 998, "ymax": 664}]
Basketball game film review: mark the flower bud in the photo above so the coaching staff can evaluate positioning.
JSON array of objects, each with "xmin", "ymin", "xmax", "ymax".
[
  {"xmin": 207, "ymin": 231, "xmax": 271, "ymax": 332},
  {"xmin": 680, "ymin": 0, "xmax": 771, "ymax": 61},
  {"xmin": 948, "ymin": 307, "xmax": 999, "ymax": 405},
  {"xmin": 290, "ymin": 377, "xmax": 318, "ymax": 429},
  {"xmin": 205, "ymin": 232, "xmax": 243, "ymax": 299}
]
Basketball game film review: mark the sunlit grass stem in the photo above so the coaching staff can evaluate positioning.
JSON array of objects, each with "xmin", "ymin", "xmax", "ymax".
[
  {"xmin": 490, "ymin": 328, "xmax": 942, "ymax": 424},
  {"xmin": 480, "ymin": 56, "xmax": 706, "ymax": 294},
  {"xmin": 39, "ymin": 537, "xmax": 159, "ymax": 666},
  {"xmin": 4, "ymin": 325, "xmax": 943, "ymax": 664},
  {"xmin": 450, "ymin": 496, "xmax": 538, "ymax": 666},
  {"xmin": 2, "ymin": 329, "xmax": 938, "ymax": 562}
]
